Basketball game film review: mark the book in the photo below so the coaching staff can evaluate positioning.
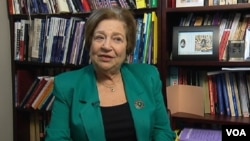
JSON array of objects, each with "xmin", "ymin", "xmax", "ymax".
[
  {"xmin": 236, "ymin": 72, "xmax": 250, "ymax": 117},
  {"xmin": 29, "ymin": 113, "xmax": 36, "ymax": 141},
  {"xmin": 169, "ymin": 67, "xmax": 179, "ymax": 86},
  {"xmin": 31, "ymin": 77, "xmax": 54, "ymax": 109},
  {"xmin": 142, "ymin": 12, "xmax": 152, "ymax": 63},
  {"xmin": 220, "ymin": 73, "xmax": 231, "ymax": 116},
  {"xmin": 40, "ymin": 94, "xmax": 54, "ymax": 110},
  {"xmin": 151, "ymin": 0, "xmax": 158, "ymax": 8},
  {"xmin": 14, "ymin": 21, "xmax": 21, "ymax": 60},
  {"xmin": 135, "ymin": 0, "xmax": 146, "ymax": 9},
  {"xmin": 81, "ymin": 0, "xmax": 91, "ymax": 12},
  {"xmin": 133, "ymin": 18, "xmax": 143, "ymax": 63},
  {"xmin": 179, "ymin": 128, "xmax": 222, "ymax": 141},
  {"xmin": 207, "ymin": 75, "xmax": 216, "ymax": 115},
  {"xmin": 16, "ymin": 70, "xmax": 36, "ymax": 107},
  {"xmin": 224, "ymin": 72, "xmax": 236, "ymax": 116},
  {"xmin": 55, "ymin": 0, "xmax": 70, "ymax": 13},
  {"xmin": 45, "ymin": 95, "xmax": 55, "ymax": 111},
  {"xmin": 8, "ymin": 0, "xmax": 15, "ymax": 14},
  {"xmin": 36, "ymin": 77, "xmax": 54, "ymax": 110},
  {"xmin": 24, "ymin": 77, "xmax": 48, "ymax": 109},
  {"xmin": 126, "ymin": 0, "xmax": 137, "ymax": 9},
  {"xmin": 19, "ymin": 77, "xmax": 41, "ymax": 108},
  {"xmin": 229, "ymin": 72, "xmax": 241, "ymax": 117},
  {"xmin": 30, "ymin": 18, "xmax": 43, "ymax": 61},
  {"xmin": 200, "ymin": 71, "xmax": 211, "ymax": 114},
  {"xmin": 215, "ymin": 73, "xmax": 225, "ymax": 115},
  {"xmin": 152, "ymin": 11, "xmax": 158, "ymax": 64},
  {"xmin": 20, "ymin": 19, "xmax": 30, "ymax": 61}
]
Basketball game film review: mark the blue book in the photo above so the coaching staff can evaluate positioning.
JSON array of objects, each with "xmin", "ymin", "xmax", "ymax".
[
  {"xmin": 220, "ymin": 73, "xmax": 231, "ymax": 116},
  {"xmin": 228, "ymin": 72, "xmax": 239, "ymax": 117},
  {"xmin": 38, "ymin": 19, "xmax": 47, "ymax": 63},
  {"xmin": 133, "ymin": 18, "xmax": 143, "ymax": 63},
  {"xmin": 215, "ymin": 74, "xmax": 225, "ymax": 116}
]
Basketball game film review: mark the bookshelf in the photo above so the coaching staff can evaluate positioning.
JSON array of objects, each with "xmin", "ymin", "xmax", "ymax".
[
  {"xmin": 7, "ymin": 0, "xmax": 161, "ymax": 141},
  {"xmin": 161, "ymin": 1, "xmax": 250, "ymax": 130}
]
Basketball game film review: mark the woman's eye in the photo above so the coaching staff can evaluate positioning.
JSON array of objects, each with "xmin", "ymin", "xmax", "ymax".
[
  {"xmin": 94, "ymin": 35, "xmax": 104, "ymax": 41},
  {"xmin": 113, "ymin": 37, "xmax": 123, "ymax": 43}
]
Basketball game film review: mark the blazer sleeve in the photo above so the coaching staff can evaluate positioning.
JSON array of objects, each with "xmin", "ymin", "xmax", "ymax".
[
  {"xmin": 151, "ymin": 67, "xmax": 176, "ymax": 141},
  {"xmin": 45, "ymin": 76, "xmax": 72, "ymax": 141}
]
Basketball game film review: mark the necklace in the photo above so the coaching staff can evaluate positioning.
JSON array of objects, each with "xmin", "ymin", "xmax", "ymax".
[
  {"xmin": 101, "ymin": 83, "xmax": 116, "ymax": 92},
  {"xmin": 97, "ymin": 73, "xmax": 121, "ymax": 92}
]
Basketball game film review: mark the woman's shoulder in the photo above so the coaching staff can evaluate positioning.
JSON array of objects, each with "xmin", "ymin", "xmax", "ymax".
[
  {"xmin": 55, "ymin": 65, "xmax": 93, "ymax": 81},
  {"xmin": 122, "ymin": 63, "xmax": 158, "ymax": 73}
]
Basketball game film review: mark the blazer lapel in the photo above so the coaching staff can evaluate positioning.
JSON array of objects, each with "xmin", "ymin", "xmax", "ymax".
[
  {"xmin": 78, "ymin": 66, "xmax": 106, "ymax": 141},
  {"xmin": 121, "ymin": 66, "xmax": 151, "ymax": 141}
]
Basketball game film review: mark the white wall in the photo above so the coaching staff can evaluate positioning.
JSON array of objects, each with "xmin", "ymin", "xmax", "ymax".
[{"xmin": 0, "ymin": 1, "xmax": 13, "ymax": 141}]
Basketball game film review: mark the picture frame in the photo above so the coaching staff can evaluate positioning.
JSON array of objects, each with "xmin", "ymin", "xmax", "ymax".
[
  {"xmin": 176, "ymin": 0, "xmax": 204, "ymax": 8},
  {"xmin": 172, "ymin": 26, "xmax": 219, "ymax": 61},
  {"xmin": 227, "ymin": 40, "xmax": 245, "ymax": 62}
]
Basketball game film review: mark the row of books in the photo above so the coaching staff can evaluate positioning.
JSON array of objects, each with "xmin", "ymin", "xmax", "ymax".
[
  {"xmin": 177, "ymin": 12, "xmax": 250, "ymax": 61},
  {"xmin": 206, "ymin": 71, "xmax": 250, "ymax": 117},
  {"xmin": 15, "ymin": 17, "xmax": 89, "ymax": 65},
  {"xmin": 167, "ymin": 0, "xmax": 250, "ymax": 8},
  {"xmin": 169, "ymin": 67, "xmax": 250, "ymax": 117},
  {"xmin": 14, "ymin": 11, "xmax": 158, "ymax": 65},
  {"xmin": 15, "ymin": 73, "xmax": 55, "ymax": 111},
  {"xmin": 8, "ymin": 0, "xmax": 158, "ymax": 15}
]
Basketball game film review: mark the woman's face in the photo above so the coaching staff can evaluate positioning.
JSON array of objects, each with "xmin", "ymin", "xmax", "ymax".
[{"xmin": 90, "ymin": 19, "xmax": 127, "ymax": 72}]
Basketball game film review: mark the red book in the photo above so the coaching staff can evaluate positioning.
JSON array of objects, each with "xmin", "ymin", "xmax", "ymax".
[
  {"xmin": 20, "ymin": 78, "xmax": 41, "ymax": 108},
  {"xmin": 8, "ymin": 0, "xmax": 15, "ymax": 14},
  {"xmin": 81, "ymin": 0, "xmax": 91, "ymax": 12},
  {"xmin": 171, "ymin": 0, "xmax": 176, "ymax": 8},
  {"xmin": 16, "ymin": 70, "xmax": 36, "ymax": 107},
  {"xmin": 24, "ymin": 78, "xmax": 48, "ymax": 109},
  {"xmin": 219, "ymin": 30, "xmax": 230, "ymax": 61}
]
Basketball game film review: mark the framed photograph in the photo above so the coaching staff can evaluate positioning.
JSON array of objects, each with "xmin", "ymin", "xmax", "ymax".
[
  {"xmin": 176, "ymin": 0, "xmax": 204, "ymax": 8},
  {"xmin": 227, "ymin": 40, "xmax": 245, "ymax": 62},
  {"xmin": 172, "ymin": 26, "xmax": 219, "ymax": 61}
]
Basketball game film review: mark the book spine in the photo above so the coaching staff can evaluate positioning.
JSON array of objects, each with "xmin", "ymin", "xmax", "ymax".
[
  {"xmin": 81, "ymin": 0, "xmax": 91, "ymax": 12},
  {"xmin": 215, "ymin": 74, "xmax": 225, "ymax": 115},
  {"xmin": 220, "ymin": 73, "xmax": 231, "ymax": 116},
  {"xmin": 135, "ymin": 0, "xmax": 146, "ymax": 9},
  {"xmin": 152, "ymin": 11, "xmax": 158, "ymax": 64},
  {"xmin": 24, "ymin": 78, "xmax": 48, "ymax": 109},
  {"xmin": 208, "ymin": 75, "xmax": 216, "ymax": 115},
  {"xmin": 236, "ymin": 72, "xmax": 250, "ymax": 117},
  {"xmin": 225, "ymin": 72, "xmax": 236, "ymax": 116},
  {"xmin": 8, "ymin": 0, "xmax": 15, "ymax": 14}
]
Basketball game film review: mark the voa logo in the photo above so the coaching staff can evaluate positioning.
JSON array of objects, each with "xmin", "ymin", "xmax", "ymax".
[{"xmin": 226, "ymin": 129, "xmax": 246, "ymax": 136}]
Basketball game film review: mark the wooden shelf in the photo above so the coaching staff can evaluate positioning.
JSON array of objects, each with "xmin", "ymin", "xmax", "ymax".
[
  {"xmin": 165, "ymin": 4, "xmax": 250, "ymax": 13},
  {"xmin": 168, "ymin": 61, "xmax": 250, "ymax": 67},
  {"xmin": 172, "ymin": 112, "xmax": 250, "ymax": 125}
]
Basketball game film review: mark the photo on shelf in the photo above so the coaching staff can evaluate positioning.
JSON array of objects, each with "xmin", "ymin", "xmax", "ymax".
[
  {"xmin": 172, "ymin": 26, "xmax": 219, "ymax": 61},
  {"xmin": 227, "ymin": 40, "xmax": 245, "ymax": 62}
]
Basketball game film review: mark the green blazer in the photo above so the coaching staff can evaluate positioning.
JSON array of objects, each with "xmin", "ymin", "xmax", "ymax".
[{"xmin": 45, "ymin": 63, "xmax": 176, "ymax": 141}]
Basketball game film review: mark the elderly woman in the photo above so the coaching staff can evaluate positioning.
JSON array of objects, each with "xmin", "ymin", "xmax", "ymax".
[{"xmin": 45, "ymin": 7, "xmax": 176, "ymax": 141}]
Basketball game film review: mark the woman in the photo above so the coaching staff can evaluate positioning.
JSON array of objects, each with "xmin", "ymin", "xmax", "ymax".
[{"xmin": 45, "ymin": 7, "xmax": 176, "ymax": 141}]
